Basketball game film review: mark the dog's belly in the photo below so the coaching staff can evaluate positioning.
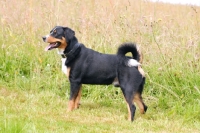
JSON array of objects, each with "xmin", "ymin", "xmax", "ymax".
[
  {"xmin": 81, "ymin": 64, "xmax": 117, "ymax": 85},
  {"xmin": 82, "ymin": 76, "xmax": 116, "ymax": 85}
]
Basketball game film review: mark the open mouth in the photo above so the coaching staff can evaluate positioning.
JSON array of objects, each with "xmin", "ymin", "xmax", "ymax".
[{"xmin": 45, "ymin": 42, "xmax": 61, "ymax": 51}]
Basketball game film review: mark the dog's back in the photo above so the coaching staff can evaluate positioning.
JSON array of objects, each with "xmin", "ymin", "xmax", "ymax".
[{"xmin": 68, "ymin": 44, "xmax": 118, "ymax": 85}]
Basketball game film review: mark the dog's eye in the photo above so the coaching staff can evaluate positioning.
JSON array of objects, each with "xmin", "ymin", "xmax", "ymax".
[{"xmin": 52, "ymin": 30, "xmax": 57, "ymax": 35}]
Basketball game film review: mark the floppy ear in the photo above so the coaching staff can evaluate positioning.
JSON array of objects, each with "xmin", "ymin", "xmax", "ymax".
[{"xmin": 63, "ymin": 27, "xmax": 75, "ymax": 42}]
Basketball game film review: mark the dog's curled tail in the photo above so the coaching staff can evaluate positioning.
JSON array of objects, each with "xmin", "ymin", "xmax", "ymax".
[{"xmin": 117, "ymin": 42, "xmax": 143, "ymax": 64}]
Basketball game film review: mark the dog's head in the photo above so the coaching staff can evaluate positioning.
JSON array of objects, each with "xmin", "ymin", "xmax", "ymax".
[{"xmin": 42, "ymin": 26, "xmax": 75, "ymax": 51}]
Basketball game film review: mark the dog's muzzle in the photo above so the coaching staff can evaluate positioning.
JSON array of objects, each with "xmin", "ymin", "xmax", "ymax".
[
  {"xmin": 42, "ymin": 35, "xmax": 50, "ymax": 42},
  {"xmin": 42, "ymin": 36, "xmax": 46, "ymax": 42}
]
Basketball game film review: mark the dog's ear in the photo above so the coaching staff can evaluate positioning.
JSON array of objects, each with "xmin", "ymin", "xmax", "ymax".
[{"xmin": 63, "ymin": 27, "xmax": 75, "ymax": 42}]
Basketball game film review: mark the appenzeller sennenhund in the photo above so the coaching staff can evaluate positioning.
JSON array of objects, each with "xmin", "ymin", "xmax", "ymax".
[{"xmin": 42, "ymin": 26, "xmax": 147, "ymax": 121}]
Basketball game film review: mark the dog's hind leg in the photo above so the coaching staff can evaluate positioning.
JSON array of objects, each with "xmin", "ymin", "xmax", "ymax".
[
  {"xmin": 67, "ymin": 83, "xmax": 82, "ymax": 112},
  {"xmin": 134, "ymin": 77, "xmax": 147, "ymax": 114},
  {"xmin": 126, "ymin": 100, "xmax": 136, "ymax": 121},
  {"xmin": 133, "ymin": 93, "xmax": 147, "ymax": 114},
  {"xmin": 121, "ymin": 89, "xmax": 136, "ymax": 121}
]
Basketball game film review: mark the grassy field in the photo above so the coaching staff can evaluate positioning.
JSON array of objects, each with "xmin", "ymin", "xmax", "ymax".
[{"xmin": 0, "ymin": 0, "xmax": 200, "ymax": 132}]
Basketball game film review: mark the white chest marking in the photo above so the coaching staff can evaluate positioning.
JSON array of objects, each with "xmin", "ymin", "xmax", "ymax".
[
  {"xmin": 57, "ymin": 48, "xmax": 68, "ymax": 74},
  {"xmin": 61, "ymin": 58, "xmax": 67, "ymax": 74},
  {"xmin": 57, "ymin": 48, "xmax": 65, "ymax": 55}
]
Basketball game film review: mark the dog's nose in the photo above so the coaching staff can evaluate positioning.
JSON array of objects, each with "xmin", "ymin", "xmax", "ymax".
[{"xmin": 42, "ymin": 36, "xmax": 46, "ymax": 42}]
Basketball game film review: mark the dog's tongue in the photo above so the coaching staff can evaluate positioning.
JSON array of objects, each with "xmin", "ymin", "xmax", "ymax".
[
  {"xmin": 45, "ymin": 43, "xmax": 55, "ymax": 51},
  {"xmin": 45, "ymin": 45, "xmax": 51, "ymax": 51}
]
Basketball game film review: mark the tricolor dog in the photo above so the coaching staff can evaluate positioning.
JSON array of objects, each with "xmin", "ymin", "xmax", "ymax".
[{"xmin": 42, "ymin": 26, "xmax": 147, "ymax": 121}]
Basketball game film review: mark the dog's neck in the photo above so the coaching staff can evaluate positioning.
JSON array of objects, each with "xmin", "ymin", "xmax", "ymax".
[
  {"xmin": 58, "ymin": 37, "xmax": 81, "ymax": 64},
  {"xmin": 64, "ymin": 37, "xmax": 78, "ymax": 53},
  {"xmin": 57, "ymin": 37, "xmax": 79, "ymax": 57}
]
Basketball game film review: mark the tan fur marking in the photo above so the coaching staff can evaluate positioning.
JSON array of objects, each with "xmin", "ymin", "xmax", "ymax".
[
  {"xmin": 58, "ymin": 37, "xmax": 67, "ymax": 49},
  {"xmin": 136, "ymin": 45, "xmax": 143, "ymax": 63},
  {"xmin": 67, "ymin": 85, "xmax": 82, "ymax": 112},
  {"xmin": 46, "ymin": 36, "xmax": 67, "ymax": 50},
  {"xmin": 46, "ymin": 36, "xmax": 61, "ymax": 43},
  {"xmin": 74, "ymin": 85, "xmax": 82, "ymax": 109},
  {"xmin": 126, "ymin": 102, "xmax": 132, "ymax": 121},
  {"xmin": 136, "ymin": 45, "xmax": 145, "ymax": 77},
  {"xmin": 138, "ymin": 66, "xmax": 145, "ymax": 77},
  {"xmin": 67, "ymin": 67, "xmax": 71, "ymax": 77},
  {"xmin": 67, "ymin": 99, "xmax": 75, "ymax": 112},
  {"xmin": 123, "ymin": 96, "xmax": 132, "ymax": 121},
  {"xmin": 133, "ymin": 93, "xmax": 145, "ymax": 114}
]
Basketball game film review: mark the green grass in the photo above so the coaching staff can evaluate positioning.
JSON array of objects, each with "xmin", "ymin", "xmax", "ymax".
[{"xmin": 0, "ymin": 0, "xmax": 200, "ymax": 132}]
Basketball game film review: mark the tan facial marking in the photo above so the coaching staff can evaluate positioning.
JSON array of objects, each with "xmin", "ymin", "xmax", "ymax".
[
  {"xmin": 57, "ymin": 37, "xmax": 67, "ymax": 49},
  {"xmin": 46, "ymin": 36, "xmax": 61, "ymax": 43},
  {"xmin": 46, "ymin": 36, "xmax": 67, "ymax": 50}
]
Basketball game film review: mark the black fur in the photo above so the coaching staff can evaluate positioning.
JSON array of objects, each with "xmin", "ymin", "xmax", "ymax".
[
  {"xmin": 43, "ymin": 26, "xmax": 147, "ymax": 121},
  {"xmin": 117, "ymin": 43, "xmax": 140, "ymax": 61}
]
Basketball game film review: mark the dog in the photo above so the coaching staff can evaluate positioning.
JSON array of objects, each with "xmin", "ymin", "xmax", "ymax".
[{"xmin": 42, "ymin": 26, "xmax": 147, "ymax": 121}]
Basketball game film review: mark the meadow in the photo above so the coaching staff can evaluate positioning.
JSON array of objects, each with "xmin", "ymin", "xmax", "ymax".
[{"xmin": 0, "ymin": 0, "xmax": 200, "ymax": 132}]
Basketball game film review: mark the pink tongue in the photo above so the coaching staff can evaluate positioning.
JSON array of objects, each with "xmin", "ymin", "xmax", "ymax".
[{"xmin": 45, "ymin": 45, "xmax": 52, "ymax": 51}]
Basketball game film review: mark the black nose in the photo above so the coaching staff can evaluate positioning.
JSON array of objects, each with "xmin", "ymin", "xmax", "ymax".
[{"xmin": 42, "ymin": 36, "xmax": 46, "ymax": 42}]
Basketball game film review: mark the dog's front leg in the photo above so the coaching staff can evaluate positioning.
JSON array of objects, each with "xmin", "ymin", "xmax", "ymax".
[
  {"xmin": 67, "ymin": 82, "xmax": 82, "ymax": 112},
  {"xmin": 74, "ymin": 85, "xmax": 82, "ymax": 109}
]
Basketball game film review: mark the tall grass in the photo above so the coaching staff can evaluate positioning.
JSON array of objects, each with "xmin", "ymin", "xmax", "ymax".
[{"xmin": 0, "ymin": 0, "xmax": 200, "ymax": 132}]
